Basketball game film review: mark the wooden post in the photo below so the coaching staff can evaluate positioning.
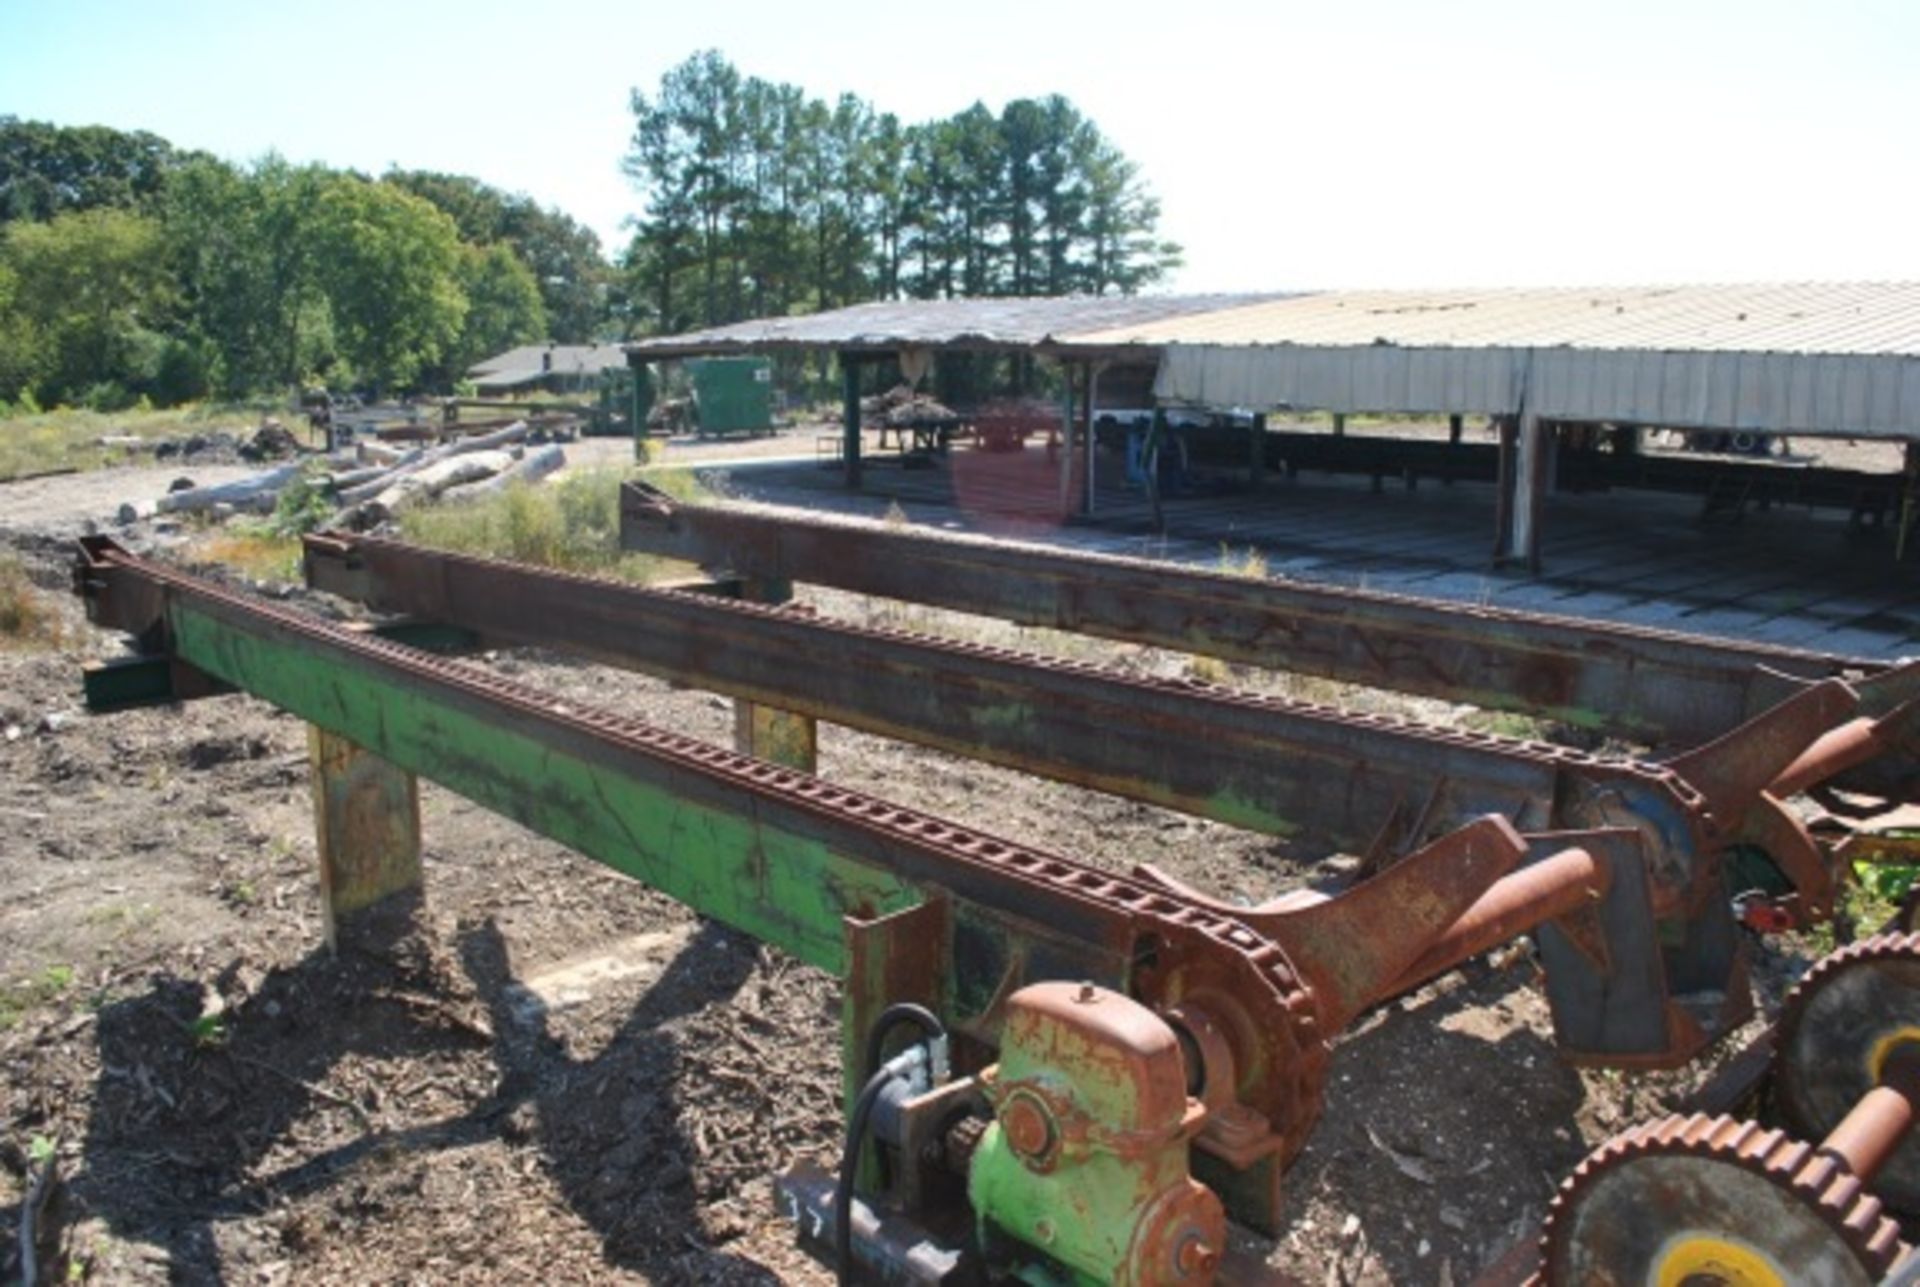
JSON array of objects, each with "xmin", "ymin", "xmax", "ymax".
[
  {"xmin": 1249, "ymin": 412, "xmax": 1267, "ymax": 491},
  {"xmin": 732, "ymin": 578, "xmax": 819, "ymax": 772},
  {"xmin": 1448, "ymin": 414, "xmax": 1464, "ymax": 445},
  {"xmin": 1332, "ymin": 412, "xmax": 1347, "ymax": 438},
  {"xmin": 841, "ymin": 353, "xmax": 863, "ymax": 489},
  {"xmin": 309, "ymin": 726, "xmax": 421, "ymax": 949}
]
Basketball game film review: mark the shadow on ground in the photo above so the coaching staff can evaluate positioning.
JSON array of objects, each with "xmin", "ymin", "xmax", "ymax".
[{"xmin": 73, "ymin": 900, "xmax": 780, "ymax": 1283}]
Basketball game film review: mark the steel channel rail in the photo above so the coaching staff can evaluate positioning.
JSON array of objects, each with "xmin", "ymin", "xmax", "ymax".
[
  {"xmin": 617, "ymin": 487, "xmax": 1920, "ymax": 781},
  {"xmin": 75, "ymin": 536, "xmax": 1545, "ymax": 1224},
  {"xmin": 298, "ymin": 531, "xmax": 1805, "ymax": 912}
]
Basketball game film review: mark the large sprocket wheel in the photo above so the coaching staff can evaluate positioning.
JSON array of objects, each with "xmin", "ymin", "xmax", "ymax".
[
  {"xmin": 1774, "ymin": 931, "xmax": 1920, "ymax": 1214},
  {"xmin": 1537, "ymin": 1112, "xmax": 1903, "ymax": 1285}
]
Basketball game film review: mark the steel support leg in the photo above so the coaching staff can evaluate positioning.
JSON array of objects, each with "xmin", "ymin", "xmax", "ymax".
[
  {"xmin": 309, "ymin": 724, "xmax": 422, "ymax": 948},
  {"xmin": 732, "ymin": 578, "xmax": 819, "ymax": 772}
]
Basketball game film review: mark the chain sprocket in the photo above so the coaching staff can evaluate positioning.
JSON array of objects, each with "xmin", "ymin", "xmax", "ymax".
[
  {"xmin": 1537, "ymin": 1111, "xmax": 1904, "ymax": 1284},
  {"xmin": 1775, "ymin": 931, "xmax": 1920, "ymax": 1214}
]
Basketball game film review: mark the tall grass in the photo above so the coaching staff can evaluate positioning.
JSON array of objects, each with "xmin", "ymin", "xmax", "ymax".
[
  {"xmin": 400, "ymin": 465, "xmax": 703, "ymax": 580},
  {"xmin": 186, "ymin": 530, "xmax": 305, "ymax": 584},
  {"xmin": 0, "ymin": 553, "xmax": 65, "ymax": 650},
  {"xmin": 0, "ymin": 404, "xmax": 265, "ymax": 481}
]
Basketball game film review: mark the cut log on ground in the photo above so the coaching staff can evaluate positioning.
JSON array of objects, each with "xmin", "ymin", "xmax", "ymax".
[
  {"xmin": 353, "ymin": 450, "xmax": 519, "ymax": 526},
  {"xmin": 333, "ymin": 421, "xmax": 527, "ymax": 508},
  {"xmin": 356, "ymin": 441, "xmax": 412, "ymax": 468},
  {"xmin": 438, "ymin": 445, "xmax": 567, "ymax": 502},
  {"xmin": 154, "ymin": 462, "xmax": 309, "ymax": 516}
]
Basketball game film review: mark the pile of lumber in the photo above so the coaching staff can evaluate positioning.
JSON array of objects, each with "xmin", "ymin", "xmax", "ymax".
[{"xmin": 862, "ymin": 384, "xmax": 959, "ymax": 426}]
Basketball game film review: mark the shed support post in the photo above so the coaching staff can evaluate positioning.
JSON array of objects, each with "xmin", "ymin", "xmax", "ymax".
[
  {"xmin": 1249, "ymin": 412, "xmax": 1267, "ymax": 491},
  {"xmin": 1332, "ymin": 412, "xmax": 1347, "ymax": 438},
  {"xmin": 309, "ymin": 725, "xmax": 421, "ymax": 950},
  {"xmin": 1498, "ymin": 411, "xmax": 1549, "ymax": 571},
  {"xmin": 1901, "ymin": 442, "xmax": 1920, "ymax": 562},
  {"xmin": 732, "ymin": 578, "xmax": 819, "ymax": 772},
  {"xmin": 631, "ymin": 362, "xmax": 655, "ymax": 460},
  {"xmin": 1076, "ymin": 364, "xmax": 1095, "ymax": 516},
  {"xmin": 1058, "ymin": 363, "xmax": 1078, "ymax": 517},
  {"xmin": 1492, "ymin": 415, "xmax": 1517, "ymax": 562},
  {"xmin": 841, "ymin": 353, "xmax": 863, "ymax": 489},
  {"xmin": 1085, "ymin": 363, "xmax": 1104, "ymax": 517},
  {"xmin": 1448, "ymin": 414, "xmax": 1464, "ymax": 444}
]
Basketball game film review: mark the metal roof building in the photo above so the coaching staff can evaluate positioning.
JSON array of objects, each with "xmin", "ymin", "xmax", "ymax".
[
  {"xmin": 470, "ymin": 343, "xmax": 628, "ymax": 392},
  {"xmin": 628, "ymin": 284, "xmax": 1920, "ymax": 569},
  {"xmin": 1054, "ymin": 283, "xmax": 1920, "ymax": 441},
  {"xmin": 628, "ymin": 294, "xmax": 1289, "ymax": 360}
]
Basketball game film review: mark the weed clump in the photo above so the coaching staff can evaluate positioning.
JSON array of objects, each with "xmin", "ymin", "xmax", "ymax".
[
  {"xmin": 0, "ymin": 553, "xmax": 64, "ymax": 649},
  {"xmin": 400, "ymin": 466, "xmax": 702, "ymax": 581}
]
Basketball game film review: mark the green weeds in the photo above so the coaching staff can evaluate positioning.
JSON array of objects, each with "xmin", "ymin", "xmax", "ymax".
[
  {"xmin": 401, "ymin": 465, "xmax": 702, "ymax": 580},
  {"xmin": 0, "ymin": 552, "xmax": 65, "ymax": 649}
]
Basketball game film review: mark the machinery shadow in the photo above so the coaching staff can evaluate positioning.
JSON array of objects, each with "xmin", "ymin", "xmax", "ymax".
[
  {"xmin": 73, "ymin": 899, "xmax": 776, "ymax": 1283},
  {"xmin": 455, "ymin": 915, "xmax": 782, "ymax": 1283}
]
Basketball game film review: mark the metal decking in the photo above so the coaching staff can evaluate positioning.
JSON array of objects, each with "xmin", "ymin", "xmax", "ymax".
[{"xmin": 679, "ymin": 447, "xmax": 1920, "ymax": 658}]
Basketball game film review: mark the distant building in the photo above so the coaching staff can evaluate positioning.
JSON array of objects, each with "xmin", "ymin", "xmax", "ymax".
[{"xmin": 469, "ymin": 344, "xmax": 627, "ymax": 395}]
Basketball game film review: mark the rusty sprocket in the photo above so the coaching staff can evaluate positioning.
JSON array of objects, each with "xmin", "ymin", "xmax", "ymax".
[
  {"xmin": 1536, "ymin": 1111, "xmax": 1904, "ymax": 1284},
  {"xmin": 1774, "ymin": 931, "xmax": 1920, "ymax": 1214}
]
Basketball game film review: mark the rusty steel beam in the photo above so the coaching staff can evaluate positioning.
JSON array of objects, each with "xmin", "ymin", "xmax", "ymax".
[
  {"xmin": 76, "ymin": 534, "xmax": 1558, "ymax": 1235},
  {"xmin": 617, "ymin": 486, "xmax": 1920, "ymax": 793},
  {"xmin": 301, "ymin": 533, "xmax": 1848, "ymax": 931}
]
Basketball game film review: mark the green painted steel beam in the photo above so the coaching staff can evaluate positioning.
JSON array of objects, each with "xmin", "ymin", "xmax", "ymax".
[
  {"xmin": 81, "ymin": 620, "xmax": 479, "ymax": 711},
  {"xmin": 164, "ymin": 594, "xmax": 915, "ymax": 971}
]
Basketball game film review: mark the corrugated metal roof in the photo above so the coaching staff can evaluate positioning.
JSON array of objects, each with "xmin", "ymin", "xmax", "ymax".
[
  {"xmin": 1056, "ymin": 283, "xmax": 1920, "ymax": 356},
  {"xmin": 624, "ymin": 284, "xmax": 1920, "ymax": 436},
  {"xmin": 1056, "ymin": 283, "xmax": 1920, "ymax": 438},
  {"xmin": 469, "ymin": 344, "xmax": 628, "ymax": 379},
  {"xmin": 626, "ymin": 294, "xmax": 1290, "ymax": 359}
]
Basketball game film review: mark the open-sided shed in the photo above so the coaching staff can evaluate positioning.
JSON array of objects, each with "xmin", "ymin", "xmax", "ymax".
[
  {"xmin": 626, "ymin": 294, "xmax": 1282, "ymax": 486},
  {"xmin": 1050, "ymin": 283, "xmax": 1920, "ymax": 565},
  {"xmin": 630, "ymin": 283, "xmax": 1920, "ymax": 568}
]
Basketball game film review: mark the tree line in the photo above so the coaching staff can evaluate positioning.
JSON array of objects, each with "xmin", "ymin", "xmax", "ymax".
[
  {"xmin": 623, "ymin": 51, "xmax": 1181, "ymax": 336},
  {"xmin": 0, "ymin": 60, "xmax": 1177, "ymax": 411},
  {"xmin": 0, "ymin": 117, "xmax": 604, "ymax": 410}
]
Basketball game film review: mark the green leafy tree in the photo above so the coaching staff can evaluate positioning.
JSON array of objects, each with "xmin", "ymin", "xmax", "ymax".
[
  {"xmin": 164, "ymin": 155, "xmax": 336, "ymax": 395},
  {"xmin": 1, "ymin": 208, "xmax": 175, "ymax": 405},
  {"xmin": 0, "ymin": 260, "xmax": 47, "ymax": 403},
  {"xmin": 306, "ymin": 179, "xmax": 467, "ymax": 391},
  {"xmin": 384, "ymin": 170, "xmax": 608, "ymax": 341},
  {"xmin": 0, "ymin": 117, "xmax": 183, "ymax": 224},
  {"xmin": 452, "ymin": 242, "xmax": 547, "ymax": 374}
]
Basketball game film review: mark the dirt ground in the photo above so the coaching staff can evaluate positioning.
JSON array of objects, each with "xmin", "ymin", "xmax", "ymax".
[{"xmin": 0, "ymin": 444, "xmax": 1850, "ymax": 1285}]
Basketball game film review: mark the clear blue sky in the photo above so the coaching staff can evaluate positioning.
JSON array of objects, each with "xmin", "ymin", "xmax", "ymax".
[{"xmin": 4, "ymin": 0, "xmax": 1915, "ymax": 293}]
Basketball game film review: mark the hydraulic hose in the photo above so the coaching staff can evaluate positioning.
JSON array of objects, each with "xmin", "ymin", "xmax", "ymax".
[
  {"xmin": 862, "ymin": 1002, "xmax": 944, "ymax": 1078},
  {"xmin": 837, "ymin": 1006, "xmax": 948, "ymax": 1284},
  {"xmin": 834, "ymin": 1063, "xmax": 900, "ymax": 1285}
]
